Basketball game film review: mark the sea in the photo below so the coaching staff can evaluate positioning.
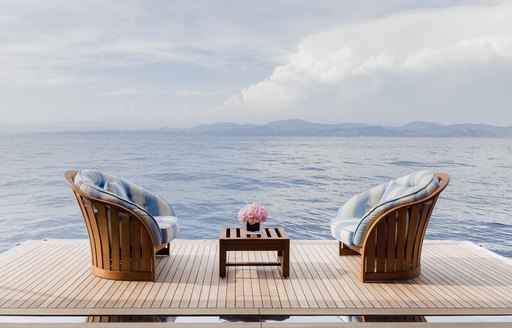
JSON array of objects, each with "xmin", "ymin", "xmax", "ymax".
[{"xmin": 1, "ymin": 131, "xmax": 511, "ymax": 258}]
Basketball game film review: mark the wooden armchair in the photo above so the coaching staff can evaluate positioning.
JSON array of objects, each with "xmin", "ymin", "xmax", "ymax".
[
  {"xmin": 331, "ymin": 171, "xmax": 449, "ymax": 282},
  {"xmin": 65, "ymin": 170, "xmax": 178, "ymax": 281}
]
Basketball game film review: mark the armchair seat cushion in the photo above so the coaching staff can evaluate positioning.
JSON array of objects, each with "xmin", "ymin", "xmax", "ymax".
[
  {"xmin": 330, "ymin": 218, "xmax": 360, "ymax": 246},
  {"xmin": 154, "ymin": 216, "xmax": 179, "ymax": 243}
]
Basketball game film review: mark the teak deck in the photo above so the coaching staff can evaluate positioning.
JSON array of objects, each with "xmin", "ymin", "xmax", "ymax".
[{"xmin": 0, "ymin": 240, "xmax": 512, "ymax": 316}]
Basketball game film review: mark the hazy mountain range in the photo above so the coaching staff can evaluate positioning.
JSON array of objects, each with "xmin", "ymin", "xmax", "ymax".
[
  {"xmin": 161, "ymin": 119, "xmax": 512, "ymax": 138},
  {"xmin": 2, "ymin": 119, "xmax": 512, "ymax": 137}
]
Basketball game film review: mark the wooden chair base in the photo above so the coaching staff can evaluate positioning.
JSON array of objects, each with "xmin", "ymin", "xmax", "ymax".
[
  {"xmin": 338, "ymin": 241, "xmax": 423, "ymax": 282},
  {"xmin": 338, "ymin": 242, "xmax": 360, "ymax": 256},
  {"xmin": 156, "ymin": 243, "xmax": 170, "ymax": 256},
  {"xmin": 92, "ymin": 266, "xmax": 154, "ymax": 281},
  {"xmin": 90, "ymin": 242, "xmax": 170, "ymax": 281}
]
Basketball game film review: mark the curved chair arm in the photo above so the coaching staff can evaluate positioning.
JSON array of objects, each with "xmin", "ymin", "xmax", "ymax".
[{"xmin": 357, "ymin": 172, "xmax": 450, "ymax": 282}]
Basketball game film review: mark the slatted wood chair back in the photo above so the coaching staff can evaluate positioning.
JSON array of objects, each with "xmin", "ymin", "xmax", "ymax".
[
  {"xmin": 360, "ymin": 172, "xmax": 449, "ymax": 282},
  {"xmin": 65, "ymin": 170, "xmax": 158, "ymax": 281}
]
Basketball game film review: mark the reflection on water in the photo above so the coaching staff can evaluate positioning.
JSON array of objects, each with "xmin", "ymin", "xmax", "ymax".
[
  {"xmin": 0, "ymin": 133, "xmax": 511, "ymax": 257},
  {"xmin": 1, "ymin": 315, "xmax": 512, "ymax": 324}
]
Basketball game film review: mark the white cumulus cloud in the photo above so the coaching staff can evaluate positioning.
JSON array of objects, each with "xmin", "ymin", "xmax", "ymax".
[{"xmin": 224, "ymin": 2, "xmax": 512, "ymax": 115}]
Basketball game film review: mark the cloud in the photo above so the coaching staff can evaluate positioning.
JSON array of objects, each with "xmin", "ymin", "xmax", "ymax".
[
  {"xmin": 224, "ymin": 2, "xmax": 512, "ymax": 113},
  {"xmin": 0, "ymin": 1, "xmax": 302, "ymax": 89},
  {"xmin": 402, "ymin": 35, "xmax": 512, "ymax": 71},
  {"xmin": 174, "ymin": 89, "xmax": 220, "ymax": 98},
  {"xmin": 3, "ymin": 1, "xmax": 462, "ymax": 91},
  {"xmin": 2, "ymin": 0, "xmax": 512, "ymax": 126},
  {"xmin": 101, "ymin": 88, "xmax": 153, "ymax": 97}
]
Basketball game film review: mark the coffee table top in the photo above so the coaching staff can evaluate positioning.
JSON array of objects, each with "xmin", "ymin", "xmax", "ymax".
[{"xmin": 220, "ymin": 227, "xmax": 288, "ymax": 240}]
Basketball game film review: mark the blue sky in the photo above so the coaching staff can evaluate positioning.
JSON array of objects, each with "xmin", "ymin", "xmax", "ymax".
[{"xmin": 1, "ymin": 0, "xmax": 511, "ymax": 128}]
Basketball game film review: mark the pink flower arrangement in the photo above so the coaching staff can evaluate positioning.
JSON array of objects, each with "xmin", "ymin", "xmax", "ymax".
[{"xmin": 237, "ymin": 203, "xmax": 268, "ymax": 225}]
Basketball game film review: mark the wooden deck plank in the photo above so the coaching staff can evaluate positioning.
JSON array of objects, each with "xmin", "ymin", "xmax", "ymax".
[
  {"xmin": 314, "ymin": 243, "xmax": 370, "ymax": 309},
  {"xmin": 112, "ymin": 281, "xmax": 140, "ymax": 308},
  {"xmin": 148, "ymin": 243, "xmax": 182, "ymax": 308},
  {"xmin": 178, "ymin": 242, "xmax": 208, "ymax": 308},
  {"xmin": 55, "ymin": 273, "xmax": 98, "ymax": 308},
  {"xmin": 255, "ymin": 251, "xmax": 272, "ymax": 308},
  {"xmin": 117, "ymin": 281, "xmax": 145, "ymax": 309},
  {"xmin": 246, "ymin": 250, "xmax": 261, "ymax": 308},
  {"xmin": 0, "ymin": 243, "xmax": 68, "ymax": 305},
  {"xmin": 265, "ymin": 251, "xmax": 283, "ymax": 308},
  {"xmin": 170, "ymin": 242, "xmax": 203, "ymax": 308},
  {"xmin": 419, "ymin": 264, "xmax": 467, "ymax": 308},
  {"xmin": 234, "ymin": 251, "xmax": 247, "ymax": 308},
  {"xmin": 0, "ymin": 243, "xmax": 49, "ymax": 280},
  {"xmin": 202, "ymin": 242, "xmax": 219, "ymax": 308},
  {"xmin": 308, "ymin": 244, "xmax": 353, "ymax": 308},
  {"xmin": 39, "ymin": 264, "xmax": 91, "ymax": 308},
  {"xmin": 422, "ymin": 247, "xmax": 508, "ymax": 307},
  {"xmin": 300, "ymin": 242, "xmax": 344, "ymax": 308},
  {"xmin": 421, "ymin": 251, "xmax": 485, "ymax": 308},
  {"xmin": 141, "ymin": 255, "xmax": 171, "ymax": 308},
  {"xmin": 26, "ymin": 246, "xmax": 90, "ymax": 309},
  {"xmin": 160, "ymin": 242, "xmax": 196, "ymax": 308},
  {"xmin": 186, "ymin": 244, "xmax": 212, "ymax": 308},
  {"xmin": 90, "ymin": 280, "xmax": 120, "ymax": 308},
  {"xmin": 7, "ymin": 243, "xmax": 85, "ymax": 309},
  {"xmin": 0, "ymin": 240, "xmax": 512, "ymax": 315},
  {"xmin": 289, "ymin": 245, "xmax": 321, "ymax": 308},
  {"xmin": 214, "ymin": 242, "xmax": 228, "ymax": 308},
  {"xmin": 309, "ymin": 244, "xmax": 357, "ymax": 308},
  {"xmin": 125, "ymin": 252, "xmax": 169, "ymax": 308},
  {"xmin": 432, "ymin": 253, "xmax": 505, "ymax": 308},
  {"xmin": 224, "ymin": 250, "xmax": 236, "ymax": 308},
  {"xmin": 315, "ymin": 244, "xmax": 377, "ymax": 309},
  {"xmin": 444, "ymin": 244, "xmax": 512, "ymax": 303},
  {"xmin": 282, "ymin": 262, "xmax": 309, "ymax": 308}
]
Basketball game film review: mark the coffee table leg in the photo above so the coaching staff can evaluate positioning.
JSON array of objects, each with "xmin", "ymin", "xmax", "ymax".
[
  {"xmin": 219, "ymin": 241, "xmax": 227, "ymax": 278},
  {"xmin": 282, "ymin": 242, "xmax": 290, "ymax": 278}
]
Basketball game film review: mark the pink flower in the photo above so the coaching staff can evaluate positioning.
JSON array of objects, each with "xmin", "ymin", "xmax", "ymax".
[{"xmin": 237, "ymin": 203, "xmax": 268, "ymax": 224}]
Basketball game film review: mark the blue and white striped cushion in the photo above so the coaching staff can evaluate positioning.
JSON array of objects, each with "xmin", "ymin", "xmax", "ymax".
[
  {"xmin": 104, "ymin": 179, "xmax": 128, "ymax": 199},
  {"xmin": 331, "ymin": 170, "xmax": 439, "ymax": 246},
  {"xmin": 121, "ymin": 180, "xmax": 175, "ymax": 217},
  {"xmin": 330, "ymin": 218, "xmax": 360, "ymax": 245},
  {"xmin": 74, "ymin": 169, "xmax": 178, "ymax": 246},
  {"xmin": 352, "ymin": 170, "xmax": 438, "ymax": 245},
  {"xmin": 154, "ymin": 216, "xmax": 179, "ymax": 243},
  {"xmin": 336, "ymin": 182, "xmax": 389, "ymax": 219}
]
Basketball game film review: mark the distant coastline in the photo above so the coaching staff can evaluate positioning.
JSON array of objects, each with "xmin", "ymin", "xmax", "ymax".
[{"xmin": 2, "ymin": 119, "xmax": 512, "ymax": 138}]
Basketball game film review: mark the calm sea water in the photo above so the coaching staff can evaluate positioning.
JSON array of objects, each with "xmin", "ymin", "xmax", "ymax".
[{"xmin": 0, "ymin": 132, "xmax": 511, "ymax": 257}]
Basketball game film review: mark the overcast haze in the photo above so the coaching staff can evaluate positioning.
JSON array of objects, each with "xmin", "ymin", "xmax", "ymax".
[{"xmin": 1, "ymin": 0, "xmax": 511, "ymax": 129}]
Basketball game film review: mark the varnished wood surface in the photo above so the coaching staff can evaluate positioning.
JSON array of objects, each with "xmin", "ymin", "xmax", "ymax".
[
  {"xmin": 219, "ymin": 227, "xmax": 290, "ymax": 278},
  {"xmin": 340, "ymin": 172, "xmax": 450, "ymax": 282},
  {"xmin": 64, "ymin": 170, "xmax": 169, "ymax": 281},
  {"xmin": 0, "ymin": 240, "xmax": 512, "ymax": 316}
]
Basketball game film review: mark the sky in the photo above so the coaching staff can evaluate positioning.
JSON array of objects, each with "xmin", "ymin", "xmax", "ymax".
[{"xmin": 1, "ymin": 0, "xmax": 512, "ymax": 129}]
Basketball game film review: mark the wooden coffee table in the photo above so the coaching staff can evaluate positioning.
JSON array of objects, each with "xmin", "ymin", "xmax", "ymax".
[{"xmin": 219, "ymin": 227, "xmax": 290, "ymax": 278}]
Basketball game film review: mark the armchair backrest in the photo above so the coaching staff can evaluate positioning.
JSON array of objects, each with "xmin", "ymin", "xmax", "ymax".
[
  {"xmin": 67, "ymin": 169, "xmax": 169, "ymax": 246},
  {"xmin": 337, "ymin": 170, "xmax": 442, "ymax": 246},
  {"xmin": 74, "ymin": 169, "xmax": 175, "ymax": 216}
]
